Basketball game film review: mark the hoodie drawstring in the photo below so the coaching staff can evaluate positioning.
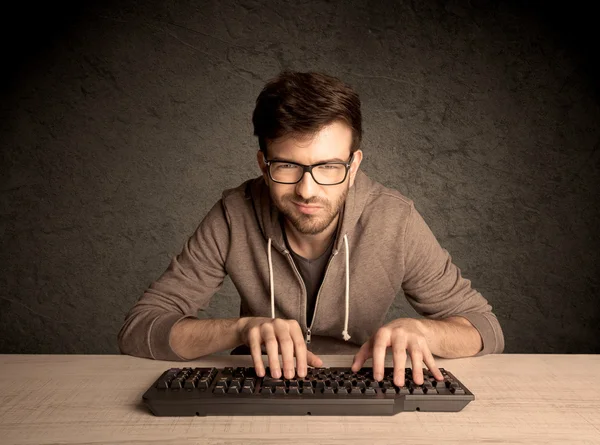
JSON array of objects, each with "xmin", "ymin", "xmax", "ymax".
[
  {"xmin": 268, "ymin": 238, "xmax": 275, "ymax": 319},
  {"xmin": 266, "ymin": 235, "xmax": 351, "ymax": 342},
  {"xmin": 341, "ymin": 234, "xmax": 351, "ymax": 341}
]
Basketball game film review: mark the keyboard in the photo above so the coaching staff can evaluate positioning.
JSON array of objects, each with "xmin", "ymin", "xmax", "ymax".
[{"xmin": 143, "ymin": 366, "xmax": 475, "ymax": 416}]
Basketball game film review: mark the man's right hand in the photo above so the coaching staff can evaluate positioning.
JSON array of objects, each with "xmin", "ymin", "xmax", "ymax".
[{"xmin": 236, "ymin": 317, "xmax": 323, "ymax": 379}]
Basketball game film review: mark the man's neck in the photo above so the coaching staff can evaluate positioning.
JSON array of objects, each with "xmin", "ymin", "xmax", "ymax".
[{"xmin": 283, "ymin": 215, "xmax": 339, "ymax": 260}]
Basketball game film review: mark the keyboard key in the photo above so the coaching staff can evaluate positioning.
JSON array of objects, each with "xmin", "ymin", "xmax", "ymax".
[
  {"xmin": 215, "ymin": 381, "xmax": 228, "ymax": 389},
  {"xmin": 263, "ymin": 377, "xmax": 285, "ymax": 386},
  {"xmin": 410, "ymin": 385, "xmax": 424, "ymax": 395}
]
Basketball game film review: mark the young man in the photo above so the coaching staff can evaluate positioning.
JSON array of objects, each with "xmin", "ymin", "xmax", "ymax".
[{"xmin": 118, "ymin": 71, "xmax": 504, "ymax": 387}]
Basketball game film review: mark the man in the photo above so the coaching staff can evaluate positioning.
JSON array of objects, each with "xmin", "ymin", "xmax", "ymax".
[{"xmin": 118, "ymin": 71, "xmax": 504, "ymax": 388}]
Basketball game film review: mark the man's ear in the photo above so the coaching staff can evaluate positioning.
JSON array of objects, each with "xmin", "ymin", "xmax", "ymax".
[
  {"xmin": 349, "ymin": 150, "xmax": 363, "ymax": 188},
  {"xmin": 257, "ymin": 150, "xmax": 269, "ymax": 179}
]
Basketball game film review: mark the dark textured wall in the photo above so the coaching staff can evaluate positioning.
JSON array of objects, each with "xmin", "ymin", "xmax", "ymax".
[{"xmin": 1, "ymin": 0, "xmax": 598, "ymax": 355}]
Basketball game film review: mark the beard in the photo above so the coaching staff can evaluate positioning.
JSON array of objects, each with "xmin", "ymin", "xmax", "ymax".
[{"xmin": 270, "ymin": 183, "xmax": 350, "ymax": 235}]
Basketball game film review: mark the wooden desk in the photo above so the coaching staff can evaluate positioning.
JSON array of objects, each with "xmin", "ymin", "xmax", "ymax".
[{"xmin": 0, "ymin": 354, "xmax": 599, "ymax": 444}]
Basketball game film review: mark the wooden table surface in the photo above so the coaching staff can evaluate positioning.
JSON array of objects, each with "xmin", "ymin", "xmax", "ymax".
[{"xmin": 1, "ymin": 354, "xmax": 599, "ymax": 445}]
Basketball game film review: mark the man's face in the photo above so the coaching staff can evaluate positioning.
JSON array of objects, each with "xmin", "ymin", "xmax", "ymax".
[{"xmin": 257, "ymin": 121, "xmax": 363, "ymax": 235}]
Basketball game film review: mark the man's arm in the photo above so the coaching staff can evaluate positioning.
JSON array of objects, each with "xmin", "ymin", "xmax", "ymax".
[
  {"xmin": 169, "ymin": 317, "xmax": 243, "ymax": 360},
  {"xmin": 419, "ymin": 315, "xmax": 483, "ymax": 357},
  {"xmin": 401, "ymin": 203, "xmax": 505, "ymax": 356},
  {"xmin": 353, "ymin": 202, "xmax": 502, "ymax": 385},
  {"xmin": 117, "ymin": 200, "xmax": 230, "ymax": 360}
]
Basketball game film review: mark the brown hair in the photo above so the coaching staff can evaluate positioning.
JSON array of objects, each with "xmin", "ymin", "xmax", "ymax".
[{"xmin": 252, "ymin": 71, "xmax": 362, "ymax": 156}]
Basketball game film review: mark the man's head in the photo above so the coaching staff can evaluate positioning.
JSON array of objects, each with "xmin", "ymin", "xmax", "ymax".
[{"xmin": 252, "ymin": 71, "xmax": 363, "ymax": 235}]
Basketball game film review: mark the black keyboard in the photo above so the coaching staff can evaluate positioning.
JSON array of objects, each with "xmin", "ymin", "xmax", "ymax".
[{"xmin": 143, "ymin": 366, "xmax": 474, "ymax": 416}]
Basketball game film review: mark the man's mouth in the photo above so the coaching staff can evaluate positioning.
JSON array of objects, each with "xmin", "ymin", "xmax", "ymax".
[{"xmin": 293, "ymin": 202, "xmax": 323, "ymax": 215}]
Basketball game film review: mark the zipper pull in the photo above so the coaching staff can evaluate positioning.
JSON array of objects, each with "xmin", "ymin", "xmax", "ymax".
[{"xmin": 306, "ymin": 328, "xmax": 312, "ymax": 344}]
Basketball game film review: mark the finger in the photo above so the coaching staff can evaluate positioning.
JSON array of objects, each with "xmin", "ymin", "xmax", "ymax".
[
  {"xmin": 351, "ymin": 341, "xmax": 372, "ymax": 373},
  {"xmin": 307, "ymin": 351, "xmax": 323, "ymax": 368},
  {"xmin": 289, "ymin": 323, "xmax": 308, "ymax": 377},
  {"xmin": 392, "ymin": 339, "xmax": 407, "ymax": 387},
  {"xmin": 262, "ymin": 325, "xmax": 281, "ymax": 378},
  {"xmin": 409, "ymin": 350, "xmax": 424, "ymax": 385},
  {"xmin": 422, "ymin": 348, "xmax": 444, "ymax": 381},
  {"xmin": 372, "ymin": 331, "xmax": 390, "ymax": 381},
  {"xmin": 248, "ymin": 328, "xmax": 265, "ymax": 377},
  {"xmin": 276, "ymin": 328, "xmax": 296, "ymax": 380}
]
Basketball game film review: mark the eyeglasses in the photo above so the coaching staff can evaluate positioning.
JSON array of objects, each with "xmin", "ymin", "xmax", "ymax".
[{"xmin": 264, "ymin": 154, "xmax": 355, "ymax": 185}]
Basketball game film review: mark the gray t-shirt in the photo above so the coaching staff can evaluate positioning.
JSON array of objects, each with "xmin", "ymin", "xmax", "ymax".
[{"xmin": 282, "ymin": 225, "xmax": 335, "ymax": 327}]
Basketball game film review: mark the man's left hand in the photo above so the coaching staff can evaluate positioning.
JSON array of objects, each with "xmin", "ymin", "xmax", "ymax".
[{"xmin": 351, "ymin": 318, "xmax": 444, "ymax": 387}]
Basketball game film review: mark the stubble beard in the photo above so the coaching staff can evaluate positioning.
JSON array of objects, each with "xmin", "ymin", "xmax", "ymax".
[{"xmin": 272, "ymin": 183, "xmax": 350, "ymax": 235}]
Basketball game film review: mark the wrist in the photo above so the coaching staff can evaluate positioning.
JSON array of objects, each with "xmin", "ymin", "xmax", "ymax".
[
  {"xmin": 235, "ymin": 317, "xmax": 254, "ymax": 343},
  {"xmin": 414, "ymin": 318, "xmax": 437, "ymax": 350}
]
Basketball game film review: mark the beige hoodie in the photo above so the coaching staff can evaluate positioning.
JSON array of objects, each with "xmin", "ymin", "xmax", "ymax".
[{"xmin": 118, "ymin": 170, "xmax": 504, "ymax": 360}]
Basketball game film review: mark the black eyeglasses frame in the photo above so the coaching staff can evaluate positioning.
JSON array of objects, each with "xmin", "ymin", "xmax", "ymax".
[{"xmin": 263, "ymin": 153, "xmax": 355, "ymax": 186}]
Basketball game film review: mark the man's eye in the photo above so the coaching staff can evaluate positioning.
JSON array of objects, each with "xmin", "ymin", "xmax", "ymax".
[
  {"xmin": 317, "ymin": 164, "xmax": 342, "ymax": 170},
  {"xmin": 273, "ymin": 163, "xmax": 298, "ymax": 170}
]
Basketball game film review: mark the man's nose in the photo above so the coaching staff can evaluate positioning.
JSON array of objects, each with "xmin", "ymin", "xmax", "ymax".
[{"xmin": 295, "ymin": 171, "xmax": 318, "ymax": 199}]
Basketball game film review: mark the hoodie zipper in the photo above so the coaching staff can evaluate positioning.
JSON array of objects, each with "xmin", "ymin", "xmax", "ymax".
[
  {"xmin": 282, "ymin": 250, "xmax": 309, "ymax": 339},
  {"xmin": 283, "ymin": 248, "xmax": 340, "ymax": 344},
  {"xmin": 308, "ymin": 250, "xmax": 339, "ymax": 343}
]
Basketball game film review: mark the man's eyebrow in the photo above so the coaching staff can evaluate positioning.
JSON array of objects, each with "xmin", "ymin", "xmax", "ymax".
[{"xmin": 270, "ymin": 157, "xmax": 348, "ymax": 163}]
